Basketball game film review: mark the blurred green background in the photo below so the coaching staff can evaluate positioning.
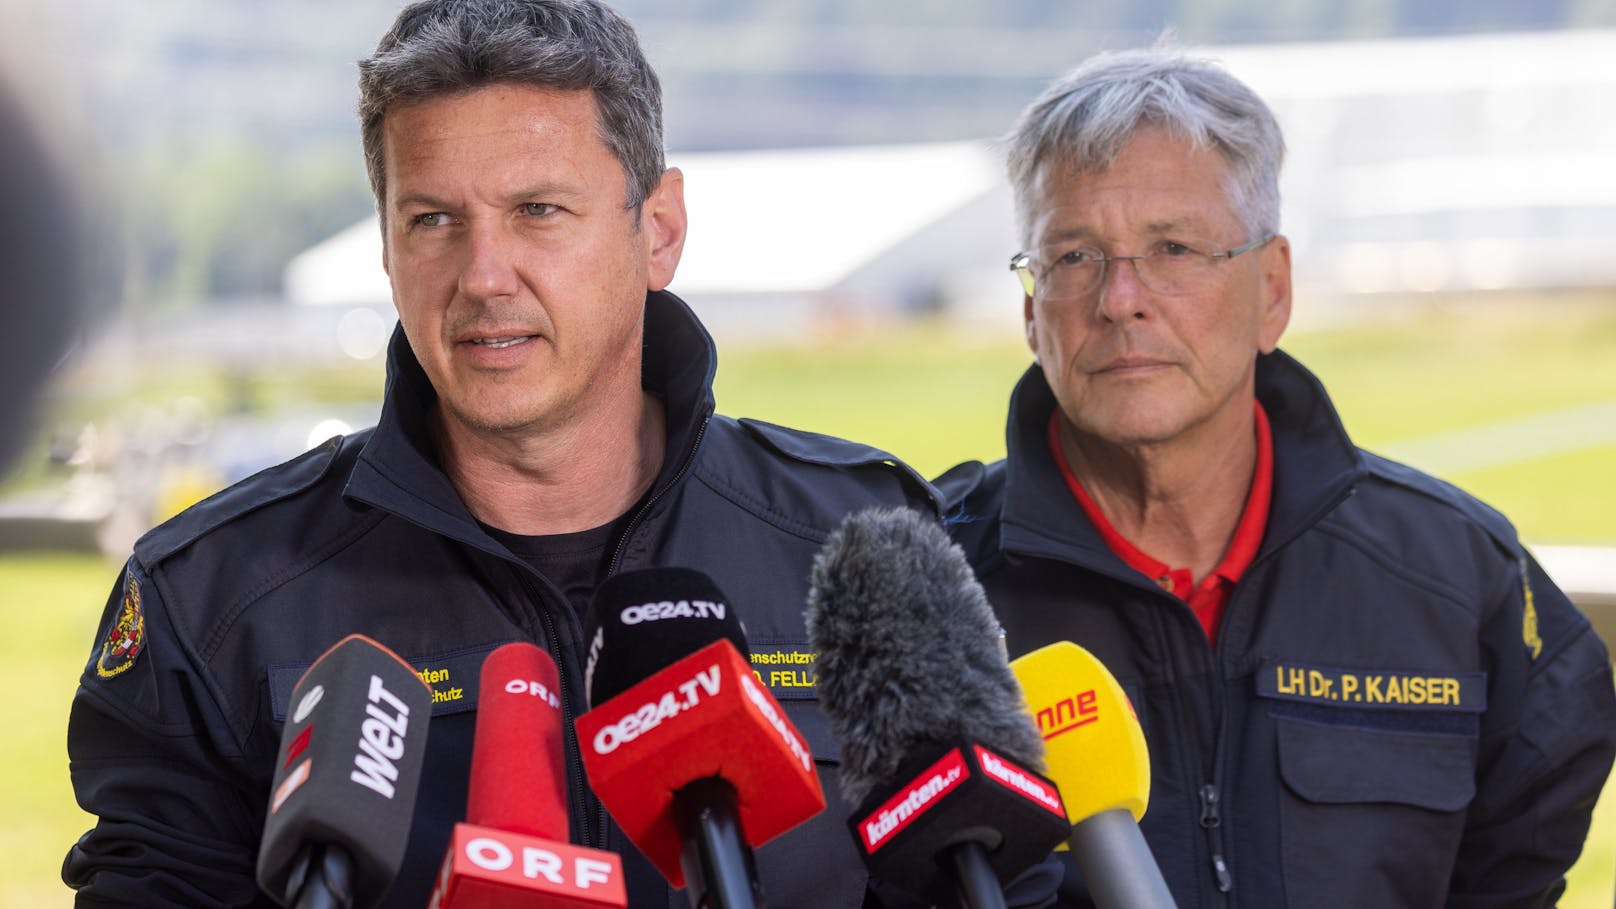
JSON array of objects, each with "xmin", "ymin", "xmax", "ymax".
[{"xmin": 4, "ymin": 300, "xmax": 1613, "ymax": 906}]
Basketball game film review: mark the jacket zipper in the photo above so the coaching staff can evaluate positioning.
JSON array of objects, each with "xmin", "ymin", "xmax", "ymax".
[
  {"xmin": 1199, "ymin": 783, "xmax": 1233, "ymax": 894},
  {"xmin": 1166, "ymin": 590, "xmax": 1234, "ymax": 903},
  {"xmin": 591, "ymin": 412, "xmax": 710, "ymax": 849},
  {"xmin": 606, "ymin": 415, "xmax": 710, "ymax": 576},
  {"xmin": 1203, "ymin": 582, "xmax": 1235, "ymax": 902},
  {"xmin": 513, "ymin": 569, "xmax": 603, "ymax": 850},
  {"xmin": 1193, "ymin": 482, "xmax": 1355, "ymax": 899}
]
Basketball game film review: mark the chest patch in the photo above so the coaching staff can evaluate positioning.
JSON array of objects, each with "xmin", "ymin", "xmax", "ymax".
[
  {"xmin": 748, "ymin": 639, "xmax": 818, "ymax": 700},
  {"xmin": 1256, "ymin": 660, "xmax": 1486, "ymax": 712},
  {"xmin": 269, "ymin": 643, "xmax": 503, "ymax": 721}
]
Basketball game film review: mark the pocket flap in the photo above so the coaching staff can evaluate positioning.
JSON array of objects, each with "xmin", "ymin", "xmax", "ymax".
[{"xmin": 1276, "ymin": 717, "xmax": 1475, "ymax": 812}]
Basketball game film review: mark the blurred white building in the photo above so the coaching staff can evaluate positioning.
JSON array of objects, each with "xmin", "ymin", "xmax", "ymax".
[{"xmin": 286, "ymin": 29, "xmax": 1616, "ymax": 341}]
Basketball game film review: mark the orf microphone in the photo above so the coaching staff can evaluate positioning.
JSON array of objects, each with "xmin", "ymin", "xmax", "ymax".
[
  {"xmin": 805, "ymin": 507, "xmax": 1071, "ymax": 909},
  {"xmin": 1011, "ymin": 642, "xmax": 1176, "ymax": 909},
  {"xmin": 575, "ymin": 567, "xmax": 825, "ymax": 908},
  {"xmin": 427, "ymin": 642, "xmax": 626, "ymax": 908},
  {"xmin": 257, "ymin": 634, "xmax": 434, "ymax": 909}
]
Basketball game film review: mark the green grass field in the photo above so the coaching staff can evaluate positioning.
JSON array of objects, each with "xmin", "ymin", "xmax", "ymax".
[{"xmin": 5, "ymin": 299, "xmax": 1614, "ymax": 905}]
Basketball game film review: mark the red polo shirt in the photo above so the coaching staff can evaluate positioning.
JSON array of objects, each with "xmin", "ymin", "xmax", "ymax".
[{"xmin": 1047, "ymin": 402, "xmax": 1273, "ymax": 643}]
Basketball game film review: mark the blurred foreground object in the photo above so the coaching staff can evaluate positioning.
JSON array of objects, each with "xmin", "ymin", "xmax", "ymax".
[{"xmin": 0, "ymin": 82, "xmax": 85, "ymax": 475}]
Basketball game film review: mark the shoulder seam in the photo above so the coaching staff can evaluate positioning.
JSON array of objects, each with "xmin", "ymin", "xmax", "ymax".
[
  {"xmin": 134, "ymin": 435, "xmax": 349, "ymax": 571},
  {"xmin": 688, "ymin": 463, "xmax": 833, "ymax": 545},
  {"xmin": 190, "ymin": 509, "xmax": 392, "ymax": 665},
  {"xmin": 1360, "ymin": 452, "xmax": 1517, "ymax": 547},
  {"xmin": 1310, "ymin": 515, "xmax": 1480, "ymax": 620},
  {"xmin": 732, "ymin": 417, "xmax": 942, "ymax": 513}
]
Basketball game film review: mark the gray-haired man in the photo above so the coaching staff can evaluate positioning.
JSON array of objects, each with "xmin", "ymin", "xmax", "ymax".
[{"xmin": 940, "ymin": 48, "xmax": 1615, "ymax": 907}]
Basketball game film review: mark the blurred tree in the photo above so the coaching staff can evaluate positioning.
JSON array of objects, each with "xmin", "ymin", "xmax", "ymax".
[{"xmin": 120, "ymin": 140, "xmax": 370, "ymax": 309}]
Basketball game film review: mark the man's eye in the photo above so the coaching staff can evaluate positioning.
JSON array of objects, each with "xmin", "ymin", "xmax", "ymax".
[
  {"xmin": 413, "ymin": 212, "xmax": 450, "ymax": 228},
  {"xmin": 1158, "ymin": 241, "xmax": 1196, "ymax": 257},
  {"xmin": 522, "ymin": 203, "xmax": 556, "ymax": 217},
  {"xmin": 1055, "ymin": 248, "xmax": 1100, "ymax": 266}
]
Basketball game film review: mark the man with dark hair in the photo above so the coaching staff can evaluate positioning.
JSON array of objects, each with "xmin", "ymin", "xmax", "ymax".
[
  {"xmin": 940, "ymin": 47, "xmax": 1615, "ymax": 907},
  {"xmin": 62, "ymin": 3, "xmax": 984, "ymax": 906}
]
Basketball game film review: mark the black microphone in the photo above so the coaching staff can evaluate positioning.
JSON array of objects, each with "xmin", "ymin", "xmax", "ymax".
[
  {"xmin": 577, "ymin": 567, "xmax": 825, "ymax": 909},
  {"xmin": 257, "ymin": 635, "xmax": 434, "ymax": 909},
  {"xmin": 806, "ymin": 507, "xmax": 1071, "ymax": 909}
]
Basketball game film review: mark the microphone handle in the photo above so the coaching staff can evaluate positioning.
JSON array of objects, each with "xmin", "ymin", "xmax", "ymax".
[
  {"xmin": 945, "ymin": 841, "xmax": 1008, "ymax": 909},
  {"xmin": 1067, "ymin": 809, "xmax": 1178, "ymax": 909},
  {"xmin": 673, "ymin": 777, "xmax": 764, "ymax": 909},
  {"xmin": 293, "ymin": 845, "xmax": 354, "ymax": 909}
]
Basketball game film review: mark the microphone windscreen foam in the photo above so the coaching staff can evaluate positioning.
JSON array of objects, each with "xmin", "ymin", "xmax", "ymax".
[
  {"xmin": 806, "ymin": 506, "xmax": 1044, "ymax": 806},
  {"xmin": 584, "ymin": 567, "xmax": 748, "ymax": 707}
]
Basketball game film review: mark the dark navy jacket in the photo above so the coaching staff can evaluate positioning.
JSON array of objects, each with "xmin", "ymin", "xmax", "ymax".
[
  {"xmin": 64, "ymin": 292, "xmax": 954, "ymax": 908},
  {"xmin": 939, "ymin": 351, "xmax": 1616, "ymax": 909}
]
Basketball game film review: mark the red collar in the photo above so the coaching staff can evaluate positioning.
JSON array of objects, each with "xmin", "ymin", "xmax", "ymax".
[{"xmin": 1046, "ymin": 402, "xmax": 1273, "ymax": 637}]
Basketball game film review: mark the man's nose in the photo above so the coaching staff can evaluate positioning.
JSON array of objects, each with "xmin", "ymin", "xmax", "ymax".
[
  {"xmin": 1096, "ymin": 255, "xmax": 1149, "ymax": 322},
  {"xmin": 458, "ymin": 222, "xmax": 522, "ymax": 302}
]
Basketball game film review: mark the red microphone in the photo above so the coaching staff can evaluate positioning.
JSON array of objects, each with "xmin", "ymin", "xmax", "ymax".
[
  {"xmin": 576, "ymin": 568, "xmax": 825, "ymax": 908},
  {"xmin": 428, "ymin": 643, "xmax": 626, "ymax": 909}
]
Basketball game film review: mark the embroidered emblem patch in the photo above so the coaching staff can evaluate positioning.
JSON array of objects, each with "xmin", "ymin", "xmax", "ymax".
[
  {"xmin": 96, "ymin": 577, "xmax": 146, "ymax": 679},
  {"xmin": 1519, "ymin": 557, "xmax": 1543, "ymax": 661}
]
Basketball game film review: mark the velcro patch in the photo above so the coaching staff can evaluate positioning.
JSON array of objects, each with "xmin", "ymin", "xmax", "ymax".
[
  {"xmin": 1257, "ymin": 660, "xmax": 1486, "ymax": 712},
  {"xmin": 748, "ymin": 639, "xmax": 818, "ymax": 701},
  {"xmin": 269, "ymin": 643, "xmax": 502, "ymax": 720}
]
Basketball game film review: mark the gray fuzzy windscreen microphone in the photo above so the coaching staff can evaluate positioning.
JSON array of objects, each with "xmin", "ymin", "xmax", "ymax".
[{"xmin": 805, "ymin": 506, "xmax": 1046, "ymax": 807}]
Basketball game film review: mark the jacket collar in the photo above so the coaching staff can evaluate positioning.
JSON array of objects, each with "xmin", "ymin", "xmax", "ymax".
[
  {"xmin": 344, "ymin": 290, "xmax": 718, "ymax": 548},
  {"xmin": 999, "ymin": 350, "xmax": 1365, "ymax": 573}
]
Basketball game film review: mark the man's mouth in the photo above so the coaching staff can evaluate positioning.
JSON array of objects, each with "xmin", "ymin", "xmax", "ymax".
[{"xmin": 470, "ymin": 335, "xmax": 533, "ymax": 350}]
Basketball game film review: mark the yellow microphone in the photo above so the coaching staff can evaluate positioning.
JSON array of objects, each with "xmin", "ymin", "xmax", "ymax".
[{"xmin": 1011, "ymin": 641, "xmax": 1177, "ymax": 909}]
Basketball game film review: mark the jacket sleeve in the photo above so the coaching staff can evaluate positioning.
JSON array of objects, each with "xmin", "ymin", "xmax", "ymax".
[
  {"xmin": 63, "ymin": 560, "xmax": 274, "ymax": 908},
  {"xmin": 1448, "ymin": 551, "xmax": 1616, "ymax": 908}
]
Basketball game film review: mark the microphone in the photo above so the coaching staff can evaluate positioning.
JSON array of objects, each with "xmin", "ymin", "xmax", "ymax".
[
  {"xmin": 257, "ymin": 634, "xmax": 434, "ymax": 909},
  {"xmin": 805, "ymin": 507, "xmax": 1071, "ymax": 909},
  {"xmin": 427, "ymin": 642, "xmax": 627, "ymax": 908},
  {"xmin": 575, "ymin": 567, "xmax": 825, "ymax": 908},
  {"xmin": 1010, "ymin": 642, "xmax": 1176, "ymax": 909}
]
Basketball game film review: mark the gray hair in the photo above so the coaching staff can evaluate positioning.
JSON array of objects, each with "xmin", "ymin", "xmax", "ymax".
[
  {"xmin": 1004, "ymin": 47, "xmax": 1284, "ymax": 247},
  {"xmin": 358, "ymin": 0, "xmax": 664, "ymax": 218}
]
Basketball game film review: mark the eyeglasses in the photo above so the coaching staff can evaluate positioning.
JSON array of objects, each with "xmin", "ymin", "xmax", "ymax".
[{"xmin": 1009, "ymin": 234, "xmax": 1274, "ymax": 300}]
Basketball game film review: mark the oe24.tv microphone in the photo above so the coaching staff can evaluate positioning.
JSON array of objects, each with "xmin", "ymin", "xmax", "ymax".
[
  {"xmin": 257, "ymin": 634, "xmax": 433, "ymax": 909},
  {"xmin": 1011, "ymin": 642, "xmax": 1176, "ymax": 909},
  {"xmin": 805, "ymin": 507, "xmax": 1071, "ymax": 909},
  {"xmin": 575, "ymin": 567, "xmax": 826, "ymax": 909},
  {"xmin": 427, "ymin": 642, "xmax": 627, "ymax": 908}
]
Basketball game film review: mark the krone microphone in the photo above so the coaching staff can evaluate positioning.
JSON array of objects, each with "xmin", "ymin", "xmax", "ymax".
[
  {"xmin": 805, "ymin": 507, "xmax": 1071, "ymax": 909},
  {"xmin": 428, "ymin": 642, "xmax": 626, "ymax": 908},
  {"xmin": 1011, "ymin": 641, "xmax": 1175, "ymax": 909},
  {"xmin": 575, "ymin": 568, "xmax": 824, "ymax": 908},
  {"xmin": 257, "ymin": 634, "xmax": 434, "ymax": 909}
]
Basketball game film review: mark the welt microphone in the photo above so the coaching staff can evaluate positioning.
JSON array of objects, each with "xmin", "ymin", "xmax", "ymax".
[
  {"xmin": 805, "ymin": 507, "xmax": 1071, "ymax": 909},
  {"xmin": 1011, "ymin": 642, "xmax": 1176, "ymax": 909},
  {"xmin": 427, "ymin": 642, "xmax": 626, "ymax": 908},
  {"xmin": 575, "ymin": 567, "xmax": 826, "ymax": 909},
  {"xmin": 257, "ymin": 634, "xmax": 434, "ymax": 909}
]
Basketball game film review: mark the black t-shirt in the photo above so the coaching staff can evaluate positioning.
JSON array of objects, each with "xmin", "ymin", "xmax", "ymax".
[{"xmin": 481, "ymin": 507, "xmax": 636, "ymax": 618}]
